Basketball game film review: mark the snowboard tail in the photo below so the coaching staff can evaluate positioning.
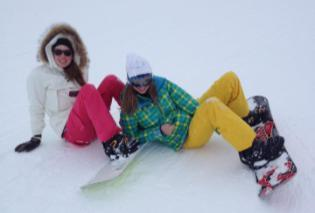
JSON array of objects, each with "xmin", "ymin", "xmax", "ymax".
[
  {"xmin": 81, "ymin": 144, "xmax": 146, "ymax": 189},
  {"xmin": 247, "ymin": 96, "xmax": 297, "ymax": 197}
]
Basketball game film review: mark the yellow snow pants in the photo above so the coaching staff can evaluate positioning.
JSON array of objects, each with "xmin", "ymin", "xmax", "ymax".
[{"xmin": 183, "ymin": 71, "xmax": 256, "ymax": 152}]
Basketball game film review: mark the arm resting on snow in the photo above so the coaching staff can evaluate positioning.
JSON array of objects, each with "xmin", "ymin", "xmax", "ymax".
[{"xmin": 15, "ymin": 134, "xmax": 41, "ymax": 152}]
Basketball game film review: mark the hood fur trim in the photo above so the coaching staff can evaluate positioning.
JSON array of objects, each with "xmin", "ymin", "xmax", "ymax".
[{"xmin": 38, "ymin": 23, "xmax": 89, "ymax": 70}]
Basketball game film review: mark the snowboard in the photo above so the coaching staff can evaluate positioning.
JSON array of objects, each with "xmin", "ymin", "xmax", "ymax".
[
  {"xmin": 80, "ymin": 143, "xmax": 146, "ymax": 189},
  {"xmin": 247, "ymin": 96, "xmax": 297, "ymax": 197}
]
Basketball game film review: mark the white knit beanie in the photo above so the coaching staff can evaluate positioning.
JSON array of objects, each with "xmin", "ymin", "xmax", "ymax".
[{"xmin": 126, "ymin": 53, "xmax": 152, "ymax": 79}]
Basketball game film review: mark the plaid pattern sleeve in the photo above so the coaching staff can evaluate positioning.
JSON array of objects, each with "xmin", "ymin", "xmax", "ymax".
[
  {"xmin": 164, "ymin": 110, "xmax": 192, "ymax": 151},
  {"xmin": 166, "ymin": 79, "xmax": 199, "ymax": 115},
  {"xmin": 120, "ymin": 112, "xmax": 164, "ymax": 144}
]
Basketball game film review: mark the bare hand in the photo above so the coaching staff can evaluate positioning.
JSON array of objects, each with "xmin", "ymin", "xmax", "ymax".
[{"xmin": 160, "ymin": 124, "xmax": 175, "ymax": 136}]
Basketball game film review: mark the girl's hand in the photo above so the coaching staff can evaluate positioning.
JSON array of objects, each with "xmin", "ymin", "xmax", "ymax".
[{"xmin": 160, "ymin": 124, "xmax": 175, "ymax": 136}]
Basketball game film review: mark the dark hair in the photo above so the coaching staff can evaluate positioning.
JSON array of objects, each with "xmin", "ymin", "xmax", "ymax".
[
  {"xmin": 64, "ymin": 61, "xmax": 86, "ymax": 86},
  {"xmin": 121, "ymin": 83, "xmax": 158, "ymax": 114}
]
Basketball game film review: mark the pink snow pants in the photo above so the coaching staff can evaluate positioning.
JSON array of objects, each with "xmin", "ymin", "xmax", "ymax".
[{"xmin": 63, "ymin": 75, "xmax": 125, "ymax": 145}]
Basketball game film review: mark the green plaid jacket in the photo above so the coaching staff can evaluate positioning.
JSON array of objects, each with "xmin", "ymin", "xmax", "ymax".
[{"xmin": 120, "ymin": 76, "xmax": 199, "ymax": 151}]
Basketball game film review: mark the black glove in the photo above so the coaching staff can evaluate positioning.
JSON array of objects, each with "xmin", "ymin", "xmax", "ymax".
[
  {"xmin": 102, "ymin": 133, "xmax": 139, "ymax": 160},
  {"xmin": 15, "ymin": 135, "xmax": 41, "ymax": 153}
]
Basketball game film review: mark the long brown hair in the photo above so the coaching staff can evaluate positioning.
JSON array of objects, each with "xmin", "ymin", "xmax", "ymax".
[
  {"xmin": 64, "ymin": 61, "xmax": 86, "ymax": 86},
  {"xmin": 121, "ymin": 83, "xmax": 158, "ymax": 115}
]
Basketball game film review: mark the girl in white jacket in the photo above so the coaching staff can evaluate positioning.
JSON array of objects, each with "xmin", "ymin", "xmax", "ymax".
[{"xmin": 14, "ymin": 23, "xmax": 138, "ymax": 160}]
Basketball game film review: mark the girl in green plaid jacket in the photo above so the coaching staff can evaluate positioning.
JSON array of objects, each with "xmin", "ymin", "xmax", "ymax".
[{"xmin": 120, "ymin": 54, "xmax": 284, "ymax": 169}]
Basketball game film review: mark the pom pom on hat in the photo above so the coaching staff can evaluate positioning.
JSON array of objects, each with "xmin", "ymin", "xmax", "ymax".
[{"xmin": 126, "ymin": 53, "xmax": 152, "ymax": 79}]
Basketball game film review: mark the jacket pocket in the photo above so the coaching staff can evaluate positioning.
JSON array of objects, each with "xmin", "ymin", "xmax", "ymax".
[{"xmin": 57, "ymin": 88, "xmax": 75, "ymax": 111}]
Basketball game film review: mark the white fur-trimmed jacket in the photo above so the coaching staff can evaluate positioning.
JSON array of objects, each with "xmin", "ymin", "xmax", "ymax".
[{"xmin": 27, "ymin": 24, "xmax": 89, "ymax": 137}]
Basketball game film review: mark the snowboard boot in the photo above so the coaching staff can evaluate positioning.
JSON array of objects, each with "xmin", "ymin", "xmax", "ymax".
[
  {"xmin": 243, "ymin": 104, "xmax": 270, "ymax": 126},
  {"xmin": 102, "ymin": 133, "xmax": 140, "ymax": 161},
  {"xmin": 239, "ymin": 135, "xmax": 285, "ymax": 170}
]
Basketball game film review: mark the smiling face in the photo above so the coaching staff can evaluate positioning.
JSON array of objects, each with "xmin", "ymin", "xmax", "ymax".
[
  {"xmin": 132, "ymin": 84, "xmax": 151, "ymax": 94},
  {"xmin": 52, "ymin": 45, "xmax": 73, "ymax": 69},
  {"xmin": 129, "ymin": 74, "xmax": 152, "ymax": 95}
]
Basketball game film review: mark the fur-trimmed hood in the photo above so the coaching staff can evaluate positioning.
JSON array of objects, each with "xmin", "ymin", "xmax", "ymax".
[{"xmin": 38, "ymin": 23, "xmax": 89, "ymax": 71}]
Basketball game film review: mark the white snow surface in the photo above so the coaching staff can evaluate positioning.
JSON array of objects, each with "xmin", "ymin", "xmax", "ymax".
[{"xmin": 1, "ymin": 0, "xmax": 315, "ymax": 212}]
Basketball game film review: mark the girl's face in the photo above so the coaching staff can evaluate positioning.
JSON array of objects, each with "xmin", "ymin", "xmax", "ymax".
[
  {"xmin": 132, "ymin": 85, "xmax": 150, "ymax": 94},
  {"xmin": 129, "ymin": 74, "xmax": 152, "ymax": 95},
  {"xmin": 53, "ymin": 45, "xmax": 73, "ymax": 69}
]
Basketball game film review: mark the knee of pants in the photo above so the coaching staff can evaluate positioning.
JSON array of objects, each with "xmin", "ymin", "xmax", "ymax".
[
  {"xmin": 101, "ymin": 74, "xmax": 121, "ymax": 86},
  {"xmin": 222, "ymin": 71, "xmax": 239, "ymax": 82},
  {"xmin": 98, "ymin": 75, "xmax": 125, "ymax": 98},
  {"xmin": 216, "ymin": 71, "xmax": 240, "ymax": 91}
]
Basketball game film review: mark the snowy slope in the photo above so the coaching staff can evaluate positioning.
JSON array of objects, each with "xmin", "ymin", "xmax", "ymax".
[{"xmin": 1, "ymin": 0, "xmax": 315, "ymax": 212}]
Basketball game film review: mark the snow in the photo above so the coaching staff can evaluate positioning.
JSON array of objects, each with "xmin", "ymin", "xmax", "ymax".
[{"xmin": 1, "ymin": 0, "xmax": 315, "ymax": 212}]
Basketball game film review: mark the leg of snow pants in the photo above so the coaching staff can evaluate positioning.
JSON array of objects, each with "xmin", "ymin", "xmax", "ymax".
[
  {"xmin": 183, "ymin": 71, "xmax": 255, "ymax": 151},
  {"xmin": 97, "ymin": 74, "xmax": 125, "ymax": 108},
  {"xmin": 198, "ymin": 71, "xmax": 250, "ymax": 118},
  {"xmin": 184, "ymin": 98, "xmax": 256, "ymax": 151},
  {"xmin": 64, "ymin": 83, "xmax": 121, "ymax": 145}
]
